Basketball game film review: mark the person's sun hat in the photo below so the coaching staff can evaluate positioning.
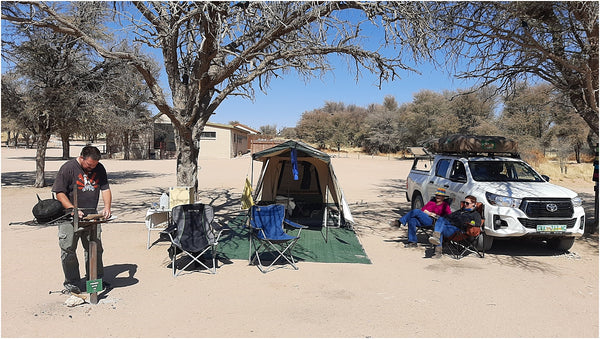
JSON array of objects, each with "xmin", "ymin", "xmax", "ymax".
[{"xmin": 434, "ymin": 188, "xmax": 448, "ymax": 196}]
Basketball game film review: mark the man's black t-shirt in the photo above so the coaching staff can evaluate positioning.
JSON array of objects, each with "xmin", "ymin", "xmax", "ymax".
[{"xmin": 52, "ymin": 158, "xmax": 109, "ymax": 212}]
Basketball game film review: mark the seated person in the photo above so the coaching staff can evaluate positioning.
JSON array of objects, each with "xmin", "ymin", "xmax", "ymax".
[
  {"xmin": 428, "ymin": 195, "xmax": 482, "ymax": 258},
  {"xmin": 393, "ymin": 188, "xmax": 452, "ymax": 248}
]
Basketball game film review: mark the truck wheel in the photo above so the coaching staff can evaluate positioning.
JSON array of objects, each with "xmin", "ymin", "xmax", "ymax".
[
  {"xmin": 476, "ymin": 233, "xmax": 493, "ymax": 252},
  {"xmin": 548, "ymin": 237, "xmax": 575, "ymax": 251},
  {"xmin": 411, "ymin": 192, "xmax": 424, "ymax": 210}
]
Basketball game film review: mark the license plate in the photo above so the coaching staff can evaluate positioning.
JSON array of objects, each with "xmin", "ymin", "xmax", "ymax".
[{"xmin": 537, "ymin": 224, "xmax": 567, "ymax": 232}]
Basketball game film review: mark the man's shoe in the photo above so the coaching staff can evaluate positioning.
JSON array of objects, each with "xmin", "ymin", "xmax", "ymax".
[
  {"xmin": 433, "ymin": 246, "xmax": 443, "ymax": 259},
  {"xmin": 428, "ymin": 231, "xmax": 441, "ymax": 246},
  {"xmin": 389, "ymin": 219, "xmax": 401, "ymax": 227},
  {"xmin": 404, "ymin": 242, "xmax": 418, "ymax": 248},
  {"xmin": 63, "ymin": 283, "xmax": 81, "ymax": 294}
]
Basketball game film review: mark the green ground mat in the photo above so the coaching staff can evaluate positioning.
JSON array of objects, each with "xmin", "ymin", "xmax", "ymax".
[{"xmin": 218, "ymin": 213, "xmax": 371, "ymax": 264}]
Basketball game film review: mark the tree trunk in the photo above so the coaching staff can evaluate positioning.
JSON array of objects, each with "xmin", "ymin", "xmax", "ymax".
[
  {"xmin": 174, "ymin": 126, "xmax": 200, "ymax": 192},
  {"xmin": 34, "ymin": 133, "xmax": 51, "ymax": 188},
  {"xmin": 123, "ymin": 131, "xmax": 131, "ymax": 160},
  {"xmin": 574, "ymin": 144, "xmax": 581, "ymax": 163},
  {"xmin": 60, "ymin": 132, "xmax": 70, "ymax": 159}
]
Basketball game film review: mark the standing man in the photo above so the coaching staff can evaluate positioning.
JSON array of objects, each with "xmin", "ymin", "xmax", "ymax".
[{"xmin": 52, "ymin": 145, "xmax": 112, "ymax": 293}]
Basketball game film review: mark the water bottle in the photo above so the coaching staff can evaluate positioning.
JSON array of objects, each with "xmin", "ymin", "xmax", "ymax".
[{"xmin": 159, "ymin": 193, "xmax": 169, "ymax": 210}]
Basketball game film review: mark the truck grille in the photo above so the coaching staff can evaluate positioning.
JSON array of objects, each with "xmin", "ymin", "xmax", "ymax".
[
  {"xmin": 518, "ymin": 218, "xmax": 577, "ymax": 229},
  {"xmin": 519, "ymin": 198, "xmax": 573, "ymax": 218}
]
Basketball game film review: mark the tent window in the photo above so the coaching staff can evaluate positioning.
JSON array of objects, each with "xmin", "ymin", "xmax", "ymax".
[{"xmin": 277, "ymin": 160, "xmax": 321, "ymax": 195}]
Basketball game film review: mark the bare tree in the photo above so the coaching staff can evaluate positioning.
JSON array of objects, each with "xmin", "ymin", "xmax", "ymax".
[
  {"xmin": 2, "ymin": 1, "xmax": 439, "ymax": 191},
  {"xmin": 2, "ymin": 2, "xmax": 117, "ymax": 186},
  {"xmin": 97, "ymin": 56, "xmax": 154, "ymax": 160},
  {"xmin": 258, "ymin": 125, "xmax": 278, "ymax": 138},
  {"xmin": 437, "ymin": 1, "xmax": 598, "ymax": 132}
]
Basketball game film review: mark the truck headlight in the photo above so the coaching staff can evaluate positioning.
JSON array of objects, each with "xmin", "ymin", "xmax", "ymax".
[
  {"xmin": 572, "ymin": 196, "xmax": 583, "ymax": 208},
  {"xmin": 486, "ymin": 192, "xmax": 522, "ymax": 208}
]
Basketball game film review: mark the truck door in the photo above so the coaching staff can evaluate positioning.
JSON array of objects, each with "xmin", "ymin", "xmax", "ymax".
[
  {"xmin": 446, "ymin": 159, "xmax": 468, "ymax": 210},
  {"xmin": 426, "ymin": 158, "xmax": 452, "ymax": 200}
]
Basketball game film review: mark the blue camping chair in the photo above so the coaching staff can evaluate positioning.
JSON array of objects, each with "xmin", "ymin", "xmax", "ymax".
[{"xmin": 248, "ymin": 204, "xmax": 305, "ymax": 273}]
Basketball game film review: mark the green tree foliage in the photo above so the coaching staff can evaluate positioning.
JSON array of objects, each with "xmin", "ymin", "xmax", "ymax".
[
  {"xmin": 364, "ymin": 103, "xmax": 402, "ymax": 154},
  {"xmin": 279, "ymin": 127, "xmax": 297, "ymax": 140},
  {"xmin": 447, "ymin": 88, "xmax": 497, "ymax": 134},
  {"xmin": 0, "ymin": 73, "xmax": 27, "ymax": 147},
  {"xmin": 551, "ymin": 102, "xmax": 589, "ymax": 163},
  {"xmin": 499, "ymin": 83, "xmax": 592, "ymax": 162},
  {"xmin": 398, "ymin": 90, "xmax": 453, "ymax": 146},
  {"xmin": 296, "ymin": 101, "xmax": 368, "ymax": 150},
  {"xmin": 500, "ymin": 83, "xmax": 555, "ymax": 153}
]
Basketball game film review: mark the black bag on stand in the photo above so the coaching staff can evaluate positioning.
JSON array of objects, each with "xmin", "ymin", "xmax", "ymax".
[{"xmin": 32, "ymin": 194, "xmax": 65, "ymax": 223}]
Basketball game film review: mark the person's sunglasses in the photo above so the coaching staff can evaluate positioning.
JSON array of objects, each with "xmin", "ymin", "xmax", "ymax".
[{"xmin": 463, "ymin": 201, "xmax": 474, "ymax": 206}]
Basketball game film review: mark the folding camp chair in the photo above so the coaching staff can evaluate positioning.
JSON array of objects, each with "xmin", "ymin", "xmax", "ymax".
[
  {"xmin": 162, "ymin": 203, "xmax": 224, "ymax": 276},
  {"xmin": 247, "ymin": 204, "xmax": 305, "ymax": 273},
  {"xmin": 446, "ymin": 202, "xmax": 485, "ymax": 259}
]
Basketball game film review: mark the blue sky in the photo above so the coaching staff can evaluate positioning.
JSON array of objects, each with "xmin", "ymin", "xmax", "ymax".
[{"xmin": 212, "ymin": 60, "xmax": 476, "ymax": 130}]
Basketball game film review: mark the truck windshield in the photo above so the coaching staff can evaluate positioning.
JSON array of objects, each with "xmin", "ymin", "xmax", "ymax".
[{"xmin": 468, "ymin": 161, "xmax": 544, "ymax": 182}]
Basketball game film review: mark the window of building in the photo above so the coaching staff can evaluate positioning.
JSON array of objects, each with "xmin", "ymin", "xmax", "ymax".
[{"xmin": 201, "ymin": 131, "xmax": 216, "ymax": 139}]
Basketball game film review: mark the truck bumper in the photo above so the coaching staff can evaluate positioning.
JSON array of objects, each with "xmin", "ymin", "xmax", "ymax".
[{"xmin": 483, "ymin": 205, "xmax": 585, "ymax": 238}]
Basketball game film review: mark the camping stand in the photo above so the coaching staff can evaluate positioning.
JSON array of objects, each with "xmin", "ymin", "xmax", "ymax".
[
  {"xmin": 73, "ymin": 185, "xmax": 102, "ymax": 305},
  {"xmin": 89, "ymin": 223, "xmax": 99, "ymax": 304},
  {"xmin": 321, "ymin": 186, "xmax": 329, "ymax": 243}
]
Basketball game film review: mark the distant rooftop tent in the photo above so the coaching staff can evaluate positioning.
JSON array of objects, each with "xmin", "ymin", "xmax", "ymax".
[{"xmin": 251, "ymin": 140, "xmax": 354, "ymax": 234}]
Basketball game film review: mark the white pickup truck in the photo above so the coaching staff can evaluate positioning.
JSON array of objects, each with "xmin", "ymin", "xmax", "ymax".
[{"xmin": 406, "ymin": 135, "xmax": 585, "ymax": 251}]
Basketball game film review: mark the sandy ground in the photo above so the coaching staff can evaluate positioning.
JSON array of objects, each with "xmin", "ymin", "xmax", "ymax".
[{"xmin": 1, "ymin": 144, "xmax": 598, "ymax": 338}]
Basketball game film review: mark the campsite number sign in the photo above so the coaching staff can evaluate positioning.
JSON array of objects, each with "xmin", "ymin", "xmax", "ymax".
[{"xmin": 87, "ymin": 279, "xmax": 103, "ymax": 294}]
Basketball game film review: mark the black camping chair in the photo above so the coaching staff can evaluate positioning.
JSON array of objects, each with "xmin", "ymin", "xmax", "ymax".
[
  {"xmin": 162, "ymin": 203, "xmax": 224, "ymax": 276},
  {"xmin": 247, "ymin": 204, "xmax": 305, "ymax": 273},
  {"xmin": 446, "ymin": 202, "xmax": 485, "ymax": 259}
]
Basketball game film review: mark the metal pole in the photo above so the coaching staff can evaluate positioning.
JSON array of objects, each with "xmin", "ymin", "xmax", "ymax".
[
  {"xmin": 89, "ymin": 224, "xmax": 98, "ymax": 304},
  {"xmin": 592, "ymin": 143, "xmax": 598, "ymax": 234}
]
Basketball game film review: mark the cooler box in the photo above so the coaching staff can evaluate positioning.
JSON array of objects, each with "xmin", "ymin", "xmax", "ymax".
[{"xmin": 169, "ymin": 186, "xmax": 195, "ymax": 208}]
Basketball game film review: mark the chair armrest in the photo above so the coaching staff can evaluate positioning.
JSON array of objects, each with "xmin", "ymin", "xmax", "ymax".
[
  {"xmin": 284, "ymin": 218, "xmax": 306, "ymax": 229},
  {"xmin": 161, "ymin": 222, "xmax": 177, "ymax": 235}
]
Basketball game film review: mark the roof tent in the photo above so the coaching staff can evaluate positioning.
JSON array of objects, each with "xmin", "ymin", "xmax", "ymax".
[{"xmin": 252, "ymin": 140, "xmax": 354, "ymax": 228}]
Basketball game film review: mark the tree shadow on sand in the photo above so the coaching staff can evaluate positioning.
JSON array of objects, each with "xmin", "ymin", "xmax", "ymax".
[{"xmin": 1, "ymin": 170, "xmax": 162, "ymax": 187}]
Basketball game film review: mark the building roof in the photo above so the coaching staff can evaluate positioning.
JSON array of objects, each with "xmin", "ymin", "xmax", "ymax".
[{"xmin": 153, "ymin": 114, "xmax": 259, "ymax": 135}]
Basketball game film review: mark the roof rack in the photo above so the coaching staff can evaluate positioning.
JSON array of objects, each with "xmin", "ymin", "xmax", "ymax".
[{"xmin": 436, "ymin": 151, "xmax": 521, "ymax": 159}]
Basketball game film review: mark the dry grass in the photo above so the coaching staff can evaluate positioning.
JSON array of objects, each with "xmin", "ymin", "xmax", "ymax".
[{"xmin": 534, "ymin": 160, "xmax": 594, "ymax": 182}]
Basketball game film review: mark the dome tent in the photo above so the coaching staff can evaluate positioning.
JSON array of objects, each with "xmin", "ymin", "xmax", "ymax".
[{"xmin": 251, "ymin": 140, "xmax": 354, "ymax": 228}]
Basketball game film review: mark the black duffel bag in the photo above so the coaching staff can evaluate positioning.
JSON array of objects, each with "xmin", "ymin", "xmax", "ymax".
[{"xmin": 32, "ymin": 194, "xmax": 65, "ymax": 223}]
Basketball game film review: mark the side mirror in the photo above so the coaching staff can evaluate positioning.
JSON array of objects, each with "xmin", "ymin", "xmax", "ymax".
[{"xmin": 542, "ymin": 175, "xmax": 550, "ymax": 182}]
